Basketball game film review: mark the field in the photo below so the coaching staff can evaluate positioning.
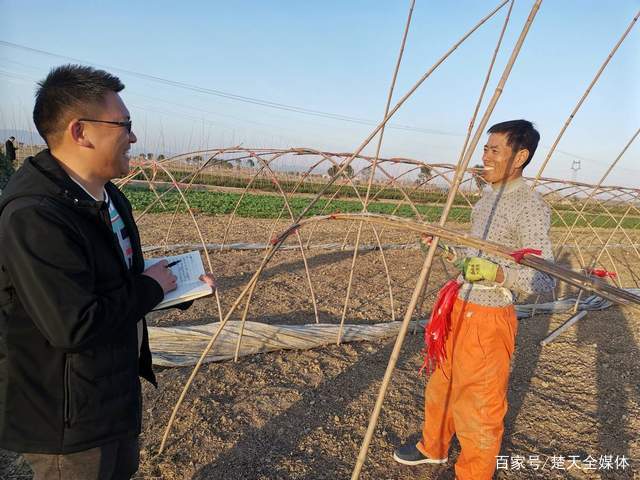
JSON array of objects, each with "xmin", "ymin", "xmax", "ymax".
[
  {"xmin": 131, "ymin": 165, "xmax": 478, "ymax": 205},
  {"xmin": 130, "ymin": 165, "xmax": 640, "ymax": 218},
  {"xmin": 2, "ymin": 212, "xmax": 638, "ymax": 480},
  {"xmin": 125, "ymin": 186, "xmax": 640, "ymax": 230}
]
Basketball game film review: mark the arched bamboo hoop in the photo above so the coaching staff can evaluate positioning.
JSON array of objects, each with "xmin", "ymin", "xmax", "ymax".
[
  {"xmin": 147, "ymin": 162, "xmax": 225, "ymax": 322},
  {"xmin": 137, "ymin": 165, "xmax": 166, "ymax": 209},
  {"xmin": 302, "ymin": 156, "xmax": 399, "ymax": 329},
  {"xmin": 161, "ymin": 151, "xmax": 224, "ymax": 252},
  {"xmin": 219, "ymin": 160, "xmax": 271, "ymax": 250},
  {"xmin": 230, "ymin": 148, "xmax": 321, "ymax": 361},
  {"xmin": 261, "ymin": 154, "xmax": 330, "ymax": 250}
]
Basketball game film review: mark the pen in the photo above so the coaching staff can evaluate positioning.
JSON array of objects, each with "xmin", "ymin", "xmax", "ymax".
[{"xmin": 166, "ymin": 260, "xmax": 181, "ymax": 268}]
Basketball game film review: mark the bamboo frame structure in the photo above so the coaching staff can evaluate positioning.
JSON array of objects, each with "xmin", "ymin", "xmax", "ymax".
[
  {"xmin": 123, "ymin": 148, "xmax": 640, "ymax": 313},
  {"xmin": 103, "ymin": 1, "xmax": 640, "ymax": 472},
  {"xmin": 149, "ymin": 0, "xmax": 514, "ymax": 455},
  {"xmin": 121, "ymin": 138, "xmax": 640, "ymax": 456}
]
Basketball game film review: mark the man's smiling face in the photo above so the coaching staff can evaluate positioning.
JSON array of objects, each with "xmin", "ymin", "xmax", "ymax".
[
  {"xmin": 81, "ymin": 91, "xmax": 137, "ymax": 180},
  {"xmin": 481, "ymin": 132, "xmax": 527, "ymax": 184}
]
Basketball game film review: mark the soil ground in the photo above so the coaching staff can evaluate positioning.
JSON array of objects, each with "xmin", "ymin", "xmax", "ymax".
[{"xmin": 2, "ymin": 215, "xmax": 639, "ymax": 479}]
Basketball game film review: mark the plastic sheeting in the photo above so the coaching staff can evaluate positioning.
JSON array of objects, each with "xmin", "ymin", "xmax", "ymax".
[
  {"xmin": 516, "ymin": 288, "xmax": 640, "ymax": 319},
  {"xmin": 149, "ymin": 320, "xmax": 416, "ymax": 367},
  {"xmin": 149, "ymin": 289, "xmax": 640, "ymax": 367}
]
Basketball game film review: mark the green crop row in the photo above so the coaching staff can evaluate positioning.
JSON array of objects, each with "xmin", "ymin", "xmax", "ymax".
[
  {"xmin": 125, "ymin": 187, "xmax": 640, "ymax": 229},
  {"xmin": 125, "ymin": 187, "xmax": 470, "ymax": 222},
  {"xmin": 132, "ymin": 167, "xmax": 637, "ymax": 217},
  {"xmin": 132, "ymin": 167, "xmax": 478, "ymax": 206}
]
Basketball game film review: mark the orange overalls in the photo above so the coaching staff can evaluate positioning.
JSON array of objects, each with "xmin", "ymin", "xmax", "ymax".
[{"xmin": 418, "ymin": 297, "xmax": 517, "ymax": 480}]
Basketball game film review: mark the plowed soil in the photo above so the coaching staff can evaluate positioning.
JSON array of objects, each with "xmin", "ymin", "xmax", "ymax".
[{"xmin": 2, "ymin": 214, "xmax": 638, "ymax": 479}]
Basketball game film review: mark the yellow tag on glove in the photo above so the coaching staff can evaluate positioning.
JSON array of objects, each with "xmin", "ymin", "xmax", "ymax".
[{"xmin": 462, "ymin": 257, "xmax": 498, "ymax": 282}]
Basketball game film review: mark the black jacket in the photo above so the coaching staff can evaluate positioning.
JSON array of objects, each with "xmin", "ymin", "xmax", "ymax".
[{"xmin": 0, "ymin": 150, "xmax": 164, "ymax": 454}]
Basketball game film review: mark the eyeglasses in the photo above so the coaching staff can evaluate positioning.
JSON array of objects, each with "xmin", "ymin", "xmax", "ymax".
[{"xmin": 78, "ymin": 118, "xmax": 133, "ymax": 134}]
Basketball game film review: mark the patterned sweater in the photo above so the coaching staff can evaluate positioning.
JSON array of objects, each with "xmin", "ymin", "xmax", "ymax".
[{"xmin": 456, "ymin": 176, "xmax": 555, "ymax": 307}]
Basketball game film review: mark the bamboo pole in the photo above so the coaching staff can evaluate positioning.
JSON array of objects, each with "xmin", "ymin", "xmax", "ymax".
[
  {"xmin": 151, "ymin": 162, "xmax": 224, "ymax": 323},
  {"xmin": 233, "ymin": 277, "xmax": 260, "ymax": 362},
  {"xmin": 137, "ymin": 165, "xmax": 166, "ymax": 209},
  {"xmin": 540, "ymin": 311, "xmax": 587, "ymax": 346},
  {"xmin": 264, "ymin": 155, "xmax": 330, "ymax": 250},
  {"xmin": 162, "ymin": 152, "xmax": 223, "ymax": 251},
  {"xmin": 351, "ymin": 2, "xmax": 543, "ymax": 476},
  {"xmin": 158, "ymin": 247, "xmax": 272, "ymax": 454},
  {"xmin": 310, "ymin": 164, "xmax": 400, "ymax": 327},
  {"xmin": 220, "ymin": 156, "xmax": 276, "ymax": 250},
  {"xmin": 304, "ymin": 182, "xmax": 348, "ymax": 247},
  {"xmin": 276, "ymin": 151, "xmax": 397, "ymax": 327},
  {"xmin": 295, "ymin": 212, "xmax": 640, "ymax": 307}
]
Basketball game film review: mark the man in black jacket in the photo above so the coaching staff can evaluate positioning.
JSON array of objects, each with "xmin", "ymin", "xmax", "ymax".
[
  {"xmin": 0, "ymin": 65, "xmax": 213, "ymax": 479},
  {"xmin": 4, "ymin": 136, "xmax": 17, "ymax": 163}
]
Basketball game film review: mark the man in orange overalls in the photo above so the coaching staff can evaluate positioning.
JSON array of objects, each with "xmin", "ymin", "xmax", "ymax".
[{"xmin": 394, "ymin": 120, "xmax": 555, "ymax": 479}]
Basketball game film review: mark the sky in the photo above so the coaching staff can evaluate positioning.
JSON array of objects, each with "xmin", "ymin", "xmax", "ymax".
[{"xmin": 0, "ymin": 0, "xmax": 638, "ymax": 186}]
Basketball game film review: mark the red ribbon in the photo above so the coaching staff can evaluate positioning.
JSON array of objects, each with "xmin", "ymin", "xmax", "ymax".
[
  {"xmin": 585, "ymin": 268, "xmax": 617, "ymax": 279},
  {"xmin": 509, "ymin": 248, "xmax": 542, "ymax": 263},
  {"xmin": 419, "ymin": 279, "xmax": 461, "ymax": 375}
]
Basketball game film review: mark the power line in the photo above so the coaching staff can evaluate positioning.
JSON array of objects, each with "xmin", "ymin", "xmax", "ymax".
[
  {"xmin": 0, "ymin": 66, "xmax": 331, "ymax": 146},
  {"xmin": 6, "ymin": 43, "xmax": 637, "ymax": 178},
  {"xmin": 0, "ymin": 40, "xmax": 460, "ymax": 137}
]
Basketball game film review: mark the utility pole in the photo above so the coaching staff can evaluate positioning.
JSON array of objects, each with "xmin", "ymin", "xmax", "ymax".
[{"xmin": 571, "ymin": 159, "xmax": 581, "ymax": 182}]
